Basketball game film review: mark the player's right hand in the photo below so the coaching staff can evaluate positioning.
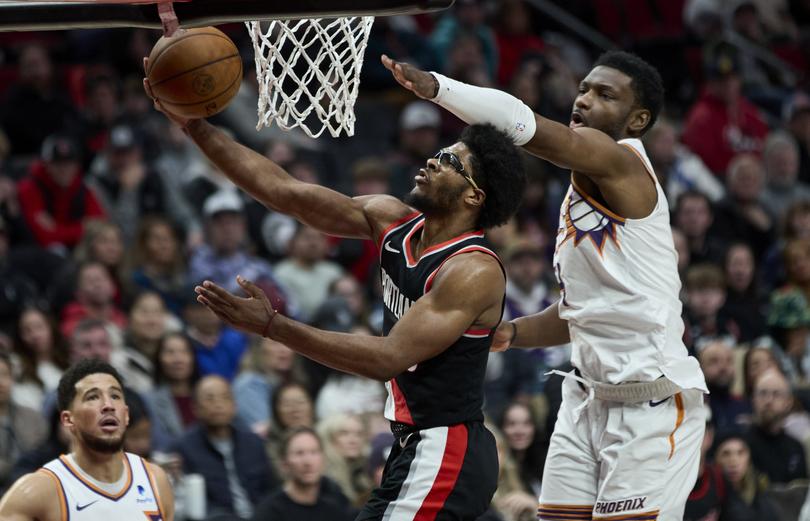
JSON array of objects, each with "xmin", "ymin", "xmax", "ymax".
[
  {"xmin": 381, "ymin": 54, "xmax": 437, "ymax": 99},
  {"xmin": 142, "ymin": 57, "xmax": 193, "ymax": 129},
  {"xmin": 490, "ymin": 320, "xmax": 515, "ymax": 352}
]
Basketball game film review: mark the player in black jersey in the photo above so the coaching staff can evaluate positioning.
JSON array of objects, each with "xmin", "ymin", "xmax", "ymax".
[{"xmin": 145, "ymin": 68, "xmax": 526, "ymax": 521}]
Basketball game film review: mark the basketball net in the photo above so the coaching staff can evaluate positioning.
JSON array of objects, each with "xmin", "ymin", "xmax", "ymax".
[{"xmin": 247, "ymin": 17, "xmax": 374, "ymax": 139}]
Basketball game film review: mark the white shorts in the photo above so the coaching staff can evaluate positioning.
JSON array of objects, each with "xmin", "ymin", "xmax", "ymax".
[{"xmin": 537, "ymin": 376, "xmax": 706, "ymax": 521}]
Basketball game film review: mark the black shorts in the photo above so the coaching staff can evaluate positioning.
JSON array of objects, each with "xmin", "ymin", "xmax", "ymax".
[{"xmin": 356, "ymin": 421, "xmax": 498, "ymax": 521}]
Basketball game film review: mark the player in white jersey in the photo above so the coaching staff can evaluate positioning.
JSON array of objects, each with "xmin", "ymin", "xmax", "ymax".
[
  {"xmin": 0, "ymin": 359, "xmax": 174, "ymax": 521},
  {"xmin": 384, "ymin": 51, "xmax": 707, "ymax": 521}
]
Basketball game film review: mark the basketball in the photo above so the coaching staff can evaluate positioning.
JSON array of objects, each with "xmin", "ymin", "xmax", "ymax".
[{"xmin": 146, "ymin": 26, "xmax": 242, "ymax": 119}]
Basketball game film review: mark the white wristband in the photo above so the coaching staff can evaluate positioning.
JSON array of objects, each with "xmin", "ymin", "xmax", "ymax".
[{"xmin": 431, "ymin": 72, "xmax": 537, "ymax": 146}]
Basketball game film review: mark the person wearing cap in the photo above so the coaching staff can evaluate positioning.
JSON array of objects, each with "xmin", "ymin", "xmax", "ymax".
[
  {"xmin": 682, "ymin": 41, "xmax": 769, "ymax": 176},
  {"xmin": 388, "ymin": 101, "xmax": 442, "ymax": 197},
  {"xmin": 767, "ymin": 286, "xmax": 810, "ymax": 382},
  {"xmin": 16, "ymin": 133, "xmax": 105, "ymax": 251},
  {"xmin": 87, "ymin": 123, "xmax": 199, "ymax": 244}
]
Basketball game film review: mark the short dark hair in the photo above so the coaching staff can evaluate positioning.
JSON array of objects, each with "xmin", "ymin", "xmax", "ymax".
[
  {"xmin": 459, "ymin": 124, "xmax": 526, "ymax": 229},
  {"xmin": 280, "ymin": 426, "xmax": 322, "ymax": 458},
  {"xmin": 593, "ymin": 51, "xmax": 664, "ymax": 135},
  {"xmin": 57, "ymin": 359, "xmax": 125, "ymax": 412}
]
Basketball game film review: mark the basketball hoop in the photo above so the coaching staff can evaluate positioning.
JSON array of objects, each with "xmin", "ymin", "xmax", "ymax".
[{"xmin": 248, "ymin": 17, "xmax": 374, "ymax": 138}]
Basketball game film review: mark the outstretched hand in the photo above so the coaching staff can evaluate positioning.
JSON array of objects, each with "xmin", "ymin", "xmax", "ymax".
[
  {"xmin": 490, "ymin": 320, "xmax": 515, "ymax": 352},
  {"xmin": 380, "ymin": 54, "xmax": 438, "ymax": 99},
  {"xmin": 195, "ymin": 276, "xmax": 277, "ymax": 337},
  {"xmin": 142, "ymin": 56, "xmax": 193, "ymax": 128}
]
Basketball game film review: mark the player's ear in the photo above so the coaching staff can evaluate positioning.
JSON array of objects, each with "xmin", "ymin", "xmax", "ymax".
[
  {"xmin": 628, "ymin": 108, "xmax": 651, "ymax": 136},
  {"xmin": 465, "ymin": 188, "xmax": 485, "ymax": 209},
  {"xmin": 60, "ymin": 410, "xmax": 74, "ymax": 429}
]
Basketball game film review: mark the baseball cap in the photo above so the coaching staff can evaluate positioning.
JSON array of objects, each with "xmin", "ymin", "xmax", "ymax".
[
  {"xmin": 41, "ymin": 134, "xmax": 80, "ymax": 163},
  {"xmin": 400, "ymin": 101, "xmax": 440, "ymax": 131},
  {"xmin": 367, "ymin": 432, "xmax": 395, "ymax": 475},
  {"xmin": 203, "ymin": 190, "xmax": 244, "ymax": 218},
  {"xmin": 703, "ymin": 41, "xmax": 740, "ymax": 79},
  {"xmin": 109, "ymin": 125, "xmax": 140, "ymax": 150},
  {"xmin": 767, "ymin": 288, "xmax": 810, "ymax": 329}
]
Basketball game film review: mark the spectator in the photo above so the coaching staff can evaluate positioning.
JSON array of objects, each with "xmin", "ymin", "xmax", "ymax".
[
  {"xmin": 172, "ymin": 375, "xmax": 278, "ymax": 519},
  {"xmin": 761, "ymin": 131, "xmax": 810, "ymax": 221},
  {"xmin": 643, "ymin": 118, "xmax": 725, "ymax": 209},
  {"xmin": 712, "ymin": 430, "xmax": 781, "ymax": 520},
  {"xmin": 743, "ymin": 346, "xmax": 780, "ymax": 400},
  {"xmin": 698, "ymin": 338, "xmax": 752, "ymax": 431},
  {"xmin": 683, "ymin": 264, "xmax": 740, "ymax": 348},
  {"xmin": 430, "ymin": 0, "xmax": 498, "ymax": 79},
  {"xmin": 274, "ymin": 225, "xmax": 343, "ymax": 323},
  {"xmin": 748, "ymin": 368, "xmax": 808, "ymax": 484},
  {"xmin": 60, "ymin": 261, "xmax": 127, "ymax": 337},
  {"xmin": 682, "ymin": 42, "xmax": 769, "ymax": 176},
  {"xmin": 494, "ymin": 0, "xmax": 544, "ymax": 86},
  {"xmin": 72, "ymin": 219, "xmax": 126, "ymax": 301},
  {"xmin": 364, "ymin": 431, "xmax": 394, "ymax": 489},
  {"xmin": 762, "ymin": 200, "xmax": 810, "ymax": 289},
  {"xmin": 387, "ymin": 102, "xmax": 442, "ymax": 198},
  {"xmin": 786, "ymin": 92, "xmax": 810, "ymax": 184},
  {"xmin": 490, "ymin": 427, "xmax": 536, "ymax": 521},
  {"xmin": 127, "ymin": 215, "xmax": 191, "ymax": 317},
  {"xmin": 233, "ymin": 337, "xmax": 306, "ymax": 438},
  {"xmin": 11, "ymin": 307, "xmax": 68, "ymax": 411},
  {"xmin": 0, "ymin": 353, "xmax": 47, "ymax": 492},
  {"xmin": 183, "ymin": 297, "xmax": 248, "ymax": 382},
  {"xmin": 251, "ymin": 427, "xmax": 355, "ymax": 521},
  {"xmin": 146, "ymin": 331, "xmax": 199, "ymax": 451},
  {"xmin": 73, "ymin": 74, "xmax": 121, "ymax": 163},
  {"xmin": 673, "ymin": 190, "xmax": 727, "ymax": 266},
  {"xmin": 68, "ymin": 318, "xmax": 114, "ymax": 364},
  {"xmin": 766, "ymin": 287, "xmax": 810, "ymax": 382},
  {"xmin": 16, "ymin": 134, "xmax": 105, "ymax": 251},
  {"xmin": 722, "ymin": 243, "xmax": 768, "ymax": 342},
  {"xmin": 122, "ymin": 387, "xmax": 153, "ymax": 460},
  {"xmin": 0, "ymin": 43, "xmax": 76, "ymax": 156},
  {"xmin": 114, "ymin": 291, "xmax": 169, "ymax": 393},
  {"xmin": 317, "ymin": 413, "xmax": 372, "ymax": 508},
  {"xmin": 711, "ymin": 154, "xmax": 774, "ymax": 258},
  {"xmin": 190, "ymin": 189, "xmax": 288, "ymax": 311},
  {"xmin": 498, "ymin": 402, "xmax": 547, "ymax": 498},
  {"xmin": 266, "ymin": 382, "xmax": 315, "ymax": 471},
  {"xmin": 87, "ymin": 123, "xmax": 198, "ymax": 243}
]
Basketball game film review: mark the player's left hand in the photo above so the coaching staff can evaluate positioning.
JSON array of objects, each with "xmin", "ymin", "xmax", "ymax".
[
  {"xmin": 381, "ymin": 54, "xmax": 437, "ymax": 99},
  {"xmin": 195, "ymin": 276, "xmax": 277, "ymax": 336},
  {"xmin": 143, "ymin": 57, "xmax": 193, "ymax": 128}
]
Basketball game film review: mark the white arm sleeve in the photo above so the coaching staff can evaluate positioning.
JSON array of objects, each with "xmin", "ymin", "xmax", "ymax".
[{"xmin": 431, "ymin": 73, "xmax": 537, "ymax": 146}]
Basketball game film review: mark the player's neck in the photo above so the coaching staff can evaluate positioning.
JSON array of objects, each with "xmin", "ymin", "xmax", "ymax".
[
  {"xmin": 72, "ymin": 448, "xmax": 125, "ymax": 483},
  {"xmin": 416, "ymin": 215, "xmax": 477, "ymax": 257}
]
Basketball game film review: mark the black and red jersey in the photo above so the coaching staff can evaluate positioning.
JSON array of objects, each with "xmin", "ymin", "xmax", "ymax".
[{"xmin": 378, "ymin": 212, "xmax": 504, "ymax": 428}]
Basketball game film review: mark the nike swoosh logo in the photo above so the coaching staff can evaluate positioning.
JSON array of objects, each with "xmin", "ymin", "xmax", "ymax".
[
  {"xmin": 384, "ymin": 241, "xmax": 400, "ymax": 254},
  {"xmin": 649, "ymin": 397, "xmax": 670, "ymax": 407},
  {"xmin": 76, "ymin": 500, "xmax": 98, "ymax": 511}
]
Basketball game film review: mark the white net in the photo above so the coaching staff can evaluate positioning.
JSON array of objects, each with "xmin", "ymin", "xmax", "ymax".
[{"xmin": 247, "ymin": 17, "xmax": 374, "ymax": 139}]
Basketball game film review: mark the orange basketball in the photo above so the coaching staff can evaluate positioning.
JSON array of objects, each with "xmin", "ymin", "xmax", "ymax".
[{"xmin": 146, "ymin": 26, "xmax": 242, "ymax": 119}]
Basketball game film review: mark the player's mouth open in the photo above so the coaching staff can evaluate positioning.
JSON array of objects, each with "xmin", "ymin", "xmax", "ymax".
[{"xmin": 570, "ymin": 112, "xmax": 586, "ymax": 128}]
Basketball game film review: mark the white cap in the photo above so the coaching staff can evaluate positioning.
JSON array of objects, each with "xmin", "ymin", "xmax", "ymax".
[
  {"xmin": 203, "ymin": 190, "xmax": 244, "ymax": 217},
  {"xmin": 400, "ymin": 101, "xmax": 440, "ymax": 130}
]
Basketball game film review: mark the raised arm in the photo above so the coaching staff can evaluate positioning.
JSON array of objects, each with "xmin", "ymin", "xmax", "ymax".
[
  {"xmin": 143, "ymin": 70, "xmax": 411, "ymax": 241},
  {"xmin": 195, "ymin": 253, "xmax": 504, "ymax": 381}
]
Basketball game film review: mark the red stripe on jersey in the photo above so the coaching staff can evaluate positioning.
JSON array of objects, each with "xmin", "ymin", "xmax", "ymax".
[
  {"xmin": 377, "ymin": 211, "xmax": 421, "ymax": 250},
  {"xmin": 413, "ymin": 424, "xmax": 469, "ymax": 521},
  {"xmin": 423, "ymin": 245, "xmax": 501, "ymax": 293},
  {"xmin": 405, "ymin": 220, "xmax": 486, "ymax": 267},
  {"xmin": 390, "ymin": 378, "xmax": 414, "ymax": 425},
  {"xmin": 464, "ymin": 328, "xmax": 491, "ymax": 336}
]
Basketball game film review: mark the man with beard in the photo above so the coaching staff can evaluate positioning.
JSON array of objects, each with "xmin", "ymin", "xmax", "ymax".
[
  {"xmin": 381, "ymin": 51, "xmax": 708, "ymax": 521},
  {"xmin": 0, "ymin": 359, "xmax": 174, "ymax": 520},
  {"xmin": 747, "ymin": 368, "xmax": 807, "ymax": 484},
  {"xmin": 698, "ymin": 339, "xmax": 751, "ymax": 431},
  {"xmin": 144, "ymin": 64, "xmax": 526, "ymax": 519}
]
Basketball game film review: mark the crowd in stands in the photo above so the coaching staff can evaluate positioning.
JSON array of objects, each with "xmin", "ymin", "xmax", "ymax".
[{"xmin": 0, "ymin": 0, "xmax": 810, "ymax": 519}]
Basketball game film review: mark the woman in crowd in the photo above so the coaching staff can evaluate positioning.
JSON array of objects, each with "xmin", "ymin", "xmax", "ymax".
[
  {"xmin": 233, "ymin": 336, "xmax": 306, "ymax": 438},
  {"xmin": 146, "ymin": 331, "xmax": 199, "ymax": 451},
  {"xmin": 724, "ymin": 242, "xmax": 768, "ymax": 342},
  {"xmin": 490, "ymin": 426, "xmax": 538, "ymax": 521},
  {"xmin": 11, "ymin": 307, "xmax": 68, "ymax": 411},
  {"xmin": 128, "ymin": 216, "xmax": 190, "ymax": 317},
  {"xmin": 317, "ymin": 413, "xmax": 373, "ymax": 508},
  {"xmin": 498, "ymin": 401, "xmax": 548, "ymax": 498},
  {"xmin": 266, "ymin": 381, "xmax": 314, "ymax": 469},
  {"xmin": 115, "ymin": 290, "xmax": 170, "ymax": 393},
  {"xmin": 73, "ymin": 219, "xmax": 126, "ymax": 301}
]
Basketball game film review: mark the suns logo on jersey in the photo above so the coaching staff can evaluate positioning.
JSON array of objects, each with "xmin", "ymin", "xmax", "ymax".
[{"xmin": 558, "ymin": 185, "xmax": 625, "ymax": 257}]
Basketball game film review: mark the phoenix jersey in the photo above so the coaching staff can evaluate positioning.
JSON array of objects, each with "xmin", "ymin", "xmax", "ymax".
[
  {"xmin": 379, "ymin": 212, "xmax": 504, "ymax": 428},
  {"xmin": 40, "ymin": 452, "xmax": 165, "ymax": 520},
  {"xmin": 553, "ymin": 138, "xmax": 707, "ymax": 390}
]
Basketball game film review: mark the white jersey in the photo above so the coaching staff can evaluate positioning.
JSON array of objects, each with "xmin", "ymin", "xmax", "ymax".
[
  {"xmin": 40, "ymin": 452, "xmax": 166, "ymax": 520},
  {"xmin": 552, "ymin": 138, "xmax": 707, "ymax": 391}
]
